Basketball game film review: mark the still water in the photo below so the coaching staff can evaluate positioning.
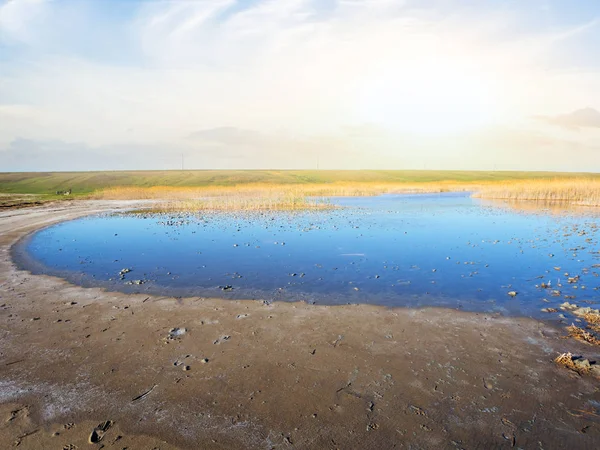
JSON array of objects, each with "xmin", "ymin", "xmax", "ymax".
[{"xmin": 19, "ymin": 193, "xmax": 600, "ymax": 316}]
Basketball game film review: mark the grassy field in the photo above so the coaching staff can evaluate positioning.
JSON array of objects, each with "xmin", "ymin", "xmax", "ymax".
[
  {"xmin": 1, "ymin": 170, "xmax": 598, "ymax": 195},
  {"xmin": 1, "ymin": 170, "xmax": 600, "ymax": 210}
]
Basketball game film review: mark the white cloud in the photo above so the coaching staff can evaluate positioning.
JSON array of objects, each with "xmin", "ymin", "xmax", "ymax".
[
  {"xmin": 0, "ymin": 0, "xmax": 599, "ymax": 170},
  {"xmin": 535, "ymin": 107, "xmax": 600, "ymax": 129},
  {"xmin": 0, "ymin": 0, "xmax": 49, "ymax": 43}
]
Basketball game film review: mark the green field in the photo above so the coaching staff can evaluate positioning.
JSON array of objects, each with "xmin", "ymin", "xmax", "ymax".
[{"xmin": 1, "ymin": 170, "xmax": 598, "ymax": 196}]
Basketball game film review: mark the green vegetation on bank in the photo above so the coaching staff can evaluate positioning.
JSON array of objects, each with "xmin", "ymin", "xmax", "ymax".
[{"xmin": 1, "ymin": 170, "xmax": 599, "ymax": 196}]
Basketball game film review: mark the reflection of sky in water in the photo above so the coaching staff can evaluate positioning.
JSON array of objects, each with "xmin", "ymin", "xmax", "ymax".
[{"xmin": 24, "ymin": 193, "xmax": 600, "ymax": 317}]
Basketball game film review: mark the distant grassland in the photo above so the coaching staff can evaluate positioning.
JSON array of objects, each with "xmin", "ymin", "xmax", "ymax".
[
  {"xmin": 1, "ymin": 170, "xmax": 600, "ymax": 210},
  {"xmin": 1, "ymin": 170, "xmax": 597, "ymax": 195}
]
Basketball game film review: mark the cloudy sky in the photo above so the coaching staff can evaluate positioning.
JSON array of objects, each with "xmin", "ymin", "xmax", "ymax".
[{"xmin": 1, "ymin": 0, "xmax": 599, "ymax": 172}]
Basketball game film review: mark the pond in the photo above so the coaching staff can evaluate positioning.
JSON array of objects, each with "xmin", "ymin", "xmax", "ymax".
[{"xmin": 16, "ymin": 192, "xmax": 600, "ymax": 317}]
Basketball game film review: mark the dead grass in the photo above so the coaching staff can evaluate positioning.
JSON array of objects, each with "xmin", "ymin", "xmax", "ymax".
[
  {"xmin": 583, "ymin": 312, "xmax": 600, "ymax": 333},
  {"xmin": 474, "ymin": 178, "xmax": 600, "ymax": 205},
  {"xmin": 566, "ymin": 325, "xmax": 600, "ymax": 345},
  {"xmin": 554, "ymin": 352, "xmax": 591, "ymax": 375}
]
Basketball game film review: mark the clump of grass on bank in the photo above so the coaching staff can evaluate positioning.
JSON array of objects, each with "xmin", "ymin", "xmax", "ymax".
[
  {"xmin": 474, "ymin": 178, "xmax": 600, "ymax": 206},
  {"xmin": 0, "ymin": 193, "xmax": 52, "ymax": 209},
  {"xmin": 554, "ymin": 353, "xmax": 592, "ymax": 375}
]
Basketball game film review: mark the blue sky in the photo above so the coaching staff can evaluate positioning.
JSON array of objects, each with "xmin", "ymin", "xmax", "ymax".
[{"xmin": 1, "ymin": 0, "xmax": 599, "ymax": 171}]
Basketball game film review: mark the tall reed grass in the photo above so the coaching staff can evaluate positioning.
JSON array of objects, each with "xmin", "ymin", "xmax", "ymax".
[
  {"xmin": 474, "ymin": 178, "xmax": 600, "ymax": 206},
  {"xmin": 90, "ymin": 178, "xmax": 600, "ymax": 210}
]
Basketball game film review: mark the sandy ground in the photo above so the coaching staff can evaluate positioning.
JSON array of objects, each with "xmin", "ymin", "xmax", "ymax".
[{"xmin": 1, "ymin": 201, "xmax": 599, "ymax": 449}]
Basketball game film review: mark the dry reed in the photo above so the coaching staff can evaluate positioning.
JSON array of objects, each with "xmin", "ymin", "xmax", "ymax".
[
  {"xmin": 566, "ymin": 325, "xmax": 600, "ymax": 345},
  {"xmin": 583, "ymin": 312, "xmax": 600, "ymax": 333},
  {"xmin": 554, "ymin": 352, "xmax": 591, "ymax": 375},
  {"xmin": 90, "ymin": 178, "xmax": 600, "ymax": 210},
  {"xmin": 89, "ymin": 182, "xmax": 478, "ymax": 210},
  {"xmin": 474, "ymin": 178, "xmax": 600, "ymax": 205}
]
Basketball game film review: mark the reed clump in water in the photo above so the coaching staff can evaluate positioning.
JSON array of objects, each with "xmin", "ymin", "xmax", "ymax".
[
  {"xmin": 93, "ymin": 185, "xmax": 335, "ymax": 210},
  {"xmin": 566, "ymin": 324, "xmax": 600, "ymax": 345},
  {"xmin": 583, "ymin": 312, "xmax": 600, "ymax": 333},
  {"xmin": 474, "ymin": 178, "xmax": 600, "ymax": 205},
  {"xmin": 160, "ymin": 196, "xmax": 332, "ymax": 211}
]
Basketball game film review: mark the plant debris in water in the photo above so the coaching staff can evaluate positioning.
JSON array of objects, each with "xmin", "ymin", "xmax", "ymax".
[{"xmin": 566, "ymin": 325, "xmax": 600, "ymax": 346}]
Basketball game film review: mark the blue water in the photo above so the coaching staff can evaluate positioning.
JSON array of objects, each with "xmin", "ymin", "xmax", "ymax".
[{"xmin": 20, "ymin": 193, "xmax": 600, "ymax": 316}]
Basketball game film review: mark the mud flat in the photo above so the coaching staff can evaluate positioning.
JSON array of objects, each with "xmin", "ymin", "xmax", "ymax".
[{"xmin": 1, "ymin": 201, "xmax": 599, "ymax": 449}]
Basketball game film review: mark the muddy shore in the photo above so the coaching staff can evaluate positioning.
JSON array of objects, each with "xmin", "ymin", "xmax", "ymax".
[{"xmin": 0, "ymin": 201, "xmax": 599, "ymax": 449}]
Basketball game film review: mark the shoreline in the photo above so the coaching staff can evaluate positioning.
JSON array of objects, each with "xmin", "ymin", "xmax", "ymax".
[{"xmin": 1, "ymin": 201, "xmax": 599, "ymax": 448}]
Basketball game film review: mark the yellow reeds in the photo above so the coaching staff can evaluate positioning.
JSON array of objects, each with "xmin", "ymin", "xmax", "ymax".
[
  {"xmin": 90, "ymin": 182, "xmax": 477, "ymax": 200},
  {"xmin": 566, "ymin": 325, "xmax": 600, "ymax": 345},
  {"xmin": 89, "ymin": 182, "xmax": 479, "ymax": 210},
  {"xmin": 554, "ymin": 352, "xmax": 591, "ymax": 375},
  {"xmin": 474, "ymin": 178, "xmax": 600, "ymax": 205},
  {"xmin": 89, "ymin": 178, "xmax": 600, "ymax": 210},
  {"xmin": 583, "ymin": 312, "xmax": 600, "ymax": 333}
]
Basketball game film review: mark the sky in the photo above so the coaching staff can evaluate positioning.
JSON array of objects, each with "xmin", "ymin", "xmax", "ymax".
[{"xmin": 1, "ymin": 0, "xmax": 599, "ymax": 172}]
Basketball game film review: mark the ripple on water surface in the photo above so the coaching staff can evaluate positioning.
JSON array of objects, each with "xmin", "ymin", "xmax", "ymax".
[{"xmin": 20, "ymin": 193, "xmax": 600, "ymax": 318}]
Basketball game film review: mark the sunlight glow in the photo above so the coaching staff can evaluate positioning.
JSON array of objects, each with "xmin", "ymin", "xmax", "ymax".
[{"xmin": 359, "ymin": 54, "xmax": 500, "ymax": 134}]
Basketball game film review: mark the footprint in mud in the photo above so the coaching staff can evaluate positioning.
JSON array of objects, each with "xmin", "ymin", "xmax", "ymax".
[
  {"xmin": 89, "ymin": 420, "xmax": 113, "ymax": 443},
  {"xmin": 7, "ymin": 406, "xmax": 29, "ymax": 423}
]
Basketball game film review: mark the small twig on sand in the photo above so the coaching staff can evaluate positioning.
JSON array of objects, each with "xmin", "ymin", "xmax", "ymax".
[{"xmin": 132, "ymin": 384, "xmax": 157, "ymax": 402}]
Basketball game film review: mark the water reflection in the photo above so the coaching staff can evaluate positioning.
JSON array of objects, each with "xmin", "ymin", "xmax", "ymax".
[{"xmin": 21, "ymin": 192, "xmax": 600, "ymax": 317}]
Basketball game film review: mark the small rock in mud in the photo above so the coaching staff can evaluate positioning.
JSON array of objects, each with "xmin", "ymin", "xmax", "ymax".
[
  {"xmin": 214, "ymin": 335, "xmax": 230, "ymax": 344},
  {"xmin": 168, "ymin": 327, "xmax": 187, "ymax": 339}
]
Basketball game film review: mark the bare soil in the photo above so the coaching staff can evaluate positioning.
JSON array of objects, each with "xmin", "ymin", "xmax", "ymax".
[{"xmin": 1, "ymin": 201, "xmax": 599, "ymax": 449}]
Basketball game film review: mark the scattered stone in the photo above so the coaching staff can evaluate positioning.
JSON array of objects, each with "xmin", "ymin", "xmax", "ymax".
[
  {"xmin": 507, "ymin": 291, "xmax": 517, "ymax": 297},
  {"xmin": 213, "ymin": 335, "xmax": 230, "ymax": 344}
]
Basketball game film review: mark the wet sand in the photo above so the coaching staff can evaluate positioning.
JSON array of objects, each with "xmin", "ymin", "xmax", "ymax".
[{"xmin": 1, "ymin": 201, "xmax": 599, "ymax": 449}]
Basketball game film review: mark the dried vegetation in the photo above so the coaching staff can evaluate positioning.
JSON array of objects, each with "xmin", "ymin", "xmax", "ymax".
[{"xmin": 474, "ymin": 178, "xmax": 600, "ymax": 205}]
